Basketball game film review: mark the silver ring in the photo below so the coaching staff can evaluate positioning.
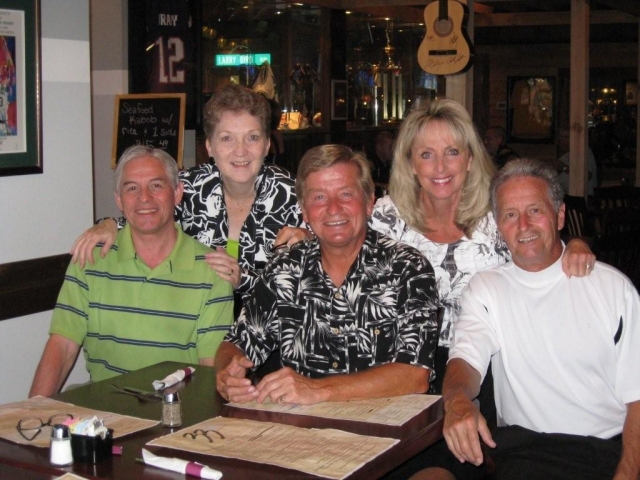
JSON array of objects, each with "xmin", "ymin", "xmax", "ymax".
[{"xmin": 278, "ymin": 395, "xmax": 285, "ymax": 404}]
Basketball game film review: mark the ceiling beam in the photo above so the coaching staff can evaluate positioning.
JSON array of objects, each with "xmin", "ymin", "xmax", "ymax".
[
  {"xmin": 300, "ymin": 0, "xmax": 492, "ymax": 15},
  {"xmin": 596, "ymin": 0, "xmax": 640, "ymax": 17},
  {"xmin": 293, "ymin": 0, "xmax": 341, "ymax": 8},
  {"xmin": 347, "ymin": 6, "xmax": 424, "ymax": 23},
  {"xmin": 476, "ymin": 10, "xmax": 637, "ymax": 27},
  {"xmin": 295, "ymin": 1, "xmax": 638, "ymax": 25},
  {"xmin": 341, "ymin": 0, "xmax": 427, "ymax": 6}
]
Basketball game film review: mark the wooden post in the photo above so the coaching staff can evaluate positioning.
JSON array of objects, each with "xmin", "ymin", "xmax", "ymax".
[{"xmin": 569, "ymin": 0, "xmax": 589, "ymax": 197}]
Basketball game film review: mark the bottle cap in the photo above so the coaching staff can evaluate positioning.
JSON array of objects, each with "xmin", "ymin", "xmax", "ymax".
[
  {"xmin": 51, "ymin": 424, "xmax": 70, "ymax": 440},
  {"xmin": 163, "ymin": 391, "xmax": 180, "ymax": 403}
]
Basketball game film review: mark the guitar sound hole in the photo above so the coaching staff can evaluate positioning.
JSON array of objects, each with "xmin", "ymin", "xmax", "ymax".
[{"xmin": 434, "ymin": 17, "xmax": 453, "ymax": 37}]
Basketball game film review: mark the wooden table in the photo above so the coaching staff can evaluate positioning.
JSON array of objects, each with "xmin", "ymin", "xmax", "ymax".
[{"xmin": 0, "ymin": 362, "xmax": 443, "ymax": 479}]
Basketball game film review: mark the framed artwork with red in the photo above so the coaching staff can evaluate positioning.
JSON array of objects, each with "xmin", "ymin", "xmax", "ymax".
[{"xmin": 0, "ymin": 0, "xmax": 42, "ymax": 177}]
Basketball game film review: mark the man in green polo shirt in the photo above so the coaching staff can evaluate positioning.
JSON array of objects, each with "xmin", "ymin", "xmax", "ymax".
[{"xmin": 29, "ymin": 146, "xmax": 234, "ymax": 397}]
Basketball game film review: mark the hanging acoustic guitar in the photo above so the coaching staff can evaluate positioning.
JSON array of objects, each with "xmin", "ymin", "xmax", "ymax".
[{"xmin": 418, "ymin": 0, "xmax": 474, "ymax": 76}]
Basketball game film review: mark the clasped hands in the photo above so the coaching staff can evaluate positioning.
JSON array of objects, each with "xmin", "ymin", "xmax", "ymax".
[{"xmin": 216, "ymin": 355, "xmax": 327, "ymax": 406}]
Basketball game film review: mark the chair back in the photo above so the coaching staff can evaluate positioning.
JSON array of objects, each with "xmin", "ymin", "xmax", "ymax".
[
  {"xmin": 593, "ymin": 186, "xmax": 640, "ymax": 210},
  {"xmin": 562, "ymin": 194, "xmax": 594, "ymax": 239},
  {"xmin": 593, "ymin": 230, "xmax": 640, "ymax": 292},
  {"xmin": 593, "ymin": 186, "xmax": 640, "ymax": 235}
]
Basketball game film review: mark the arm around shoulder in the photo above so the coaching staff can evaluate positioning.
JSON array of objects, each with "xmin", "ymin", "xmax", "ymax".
[
  {"xmin": 29, "ymin": 334, "xmax": 81, "ymax": 398},
  {"xmin": 70, "ymin": 218, "xmax": 120, "ymax": 268}
]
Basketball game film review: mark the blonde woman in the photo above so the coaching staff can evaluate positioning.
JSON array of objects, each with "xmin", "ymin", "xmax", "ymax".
[{"xmin": 370, "ymin": 99, "xmax": 594, "ymax": 393}]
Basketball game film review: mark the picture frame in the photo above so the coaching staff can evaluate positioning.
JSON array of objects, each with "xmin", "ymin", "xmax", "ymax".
[
  {"xmin": 507, "ymin": 76, "xmax": 555, "ymax": 143},
  {"xmin": 0, "ymin": 0, "xmax": 41, "ymax": 177},
  {"xmin": 331, "ymin": 80, "xmax": 348, "ymax": 120}
]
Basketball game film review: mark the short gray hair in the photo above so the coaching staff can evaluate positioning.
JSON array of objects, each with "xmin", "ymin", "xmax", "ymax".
[
  {"xmin": 491, "ymin": 158, "xmax": 564, "ymax": 216},
  {"xmin": 114, "ymin": 146, "xmax": 179, "ymax": 193}
]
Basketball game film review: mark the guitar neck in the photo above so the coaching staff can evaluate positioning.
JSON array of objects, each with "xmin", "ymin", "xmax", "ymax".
[{"xmin": 439, "ymin": 0, "xmax": 449, "ymax": 21}]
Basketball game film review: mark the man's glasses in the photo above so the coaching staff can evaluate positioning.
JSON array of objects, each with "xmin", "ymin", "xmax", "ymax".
[{"xmin": 16, "ymin": 413, "xmax": 74, "ymax": 441}]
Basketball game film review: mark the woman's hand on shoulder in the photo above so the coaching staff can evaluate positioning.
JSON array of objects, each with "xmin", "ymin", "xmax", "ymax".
[
  {"xmin": 274, "ymin": 226, "xmax": 313, "ymax": 248},
  {"xmin": 205, "ymin": 247, "xmax": 242, "ymax": 289},
  {"xmin": 70, "ymin": 218, "xmax": 118, "ymax": 268},
  {"xmin": 562, "ymin": 238, "xmax": 596, "ymax": 277}
]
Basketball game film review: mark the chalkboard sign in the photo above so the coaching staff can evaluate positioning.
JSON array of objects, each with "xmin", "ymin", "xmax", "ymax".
[{"xmin": 111, "ymin": 93, "xmax": 186, "ymax": 168}]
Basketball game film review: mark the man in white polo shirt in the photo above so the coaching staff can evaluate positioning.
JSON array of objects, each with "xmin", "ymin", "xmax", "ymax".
[{"xmin": 440, "ymin": 158, "xmax": 640, "ymax": 480}]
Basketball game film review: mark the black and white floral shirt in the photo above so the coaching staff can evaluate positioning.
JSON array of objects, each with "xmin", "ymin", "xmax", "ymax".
[
  {"xmin": 176, "ymin": 163, "xmax": 303, "ymax": 294},
  {"xmin": 371, "ymin": 196, "xmax": 510, "ymax": 348},
  {"xmin": 225, "ymin": 228, "xmax": 440, "ymax": 379}
]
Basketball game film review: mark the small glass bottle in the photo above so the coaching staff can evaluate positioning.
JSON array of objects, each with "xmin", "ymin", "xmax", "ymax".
[
  {"xmin": 50, "ymin": 424, "xmax": 73, "ymax": 466},
  {"xmin": 162, "ymin": 391, "xmax": 182, "ymax": 427}
]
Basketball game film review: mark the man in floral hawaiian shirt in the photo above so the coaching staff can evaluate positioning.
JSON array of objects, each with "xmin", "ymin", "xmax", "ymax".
[{"xmin": 215, "ymin": 145, "xmax": 440, "ymax": 405}]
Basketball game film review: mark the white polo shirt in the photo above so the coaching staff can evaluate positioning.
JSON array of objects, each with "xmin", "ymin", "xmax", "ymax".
[{"xmin": 450, "ymin": 254, "xmax": 640, "ymax": 438}]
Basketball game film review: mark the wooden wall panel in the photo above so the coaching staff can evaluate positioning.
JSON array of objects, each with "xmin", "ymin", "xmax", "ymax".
[{"xmin": 0, "ymin": 254, "xmax": 70, "ymax": 321}]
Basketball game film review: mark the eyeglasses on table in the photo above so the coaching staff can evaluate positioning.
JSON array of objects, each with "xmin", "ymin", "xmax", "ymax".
[{"xmin": 16, "ymin": 413, "xmax": 74, "ymax": 441}]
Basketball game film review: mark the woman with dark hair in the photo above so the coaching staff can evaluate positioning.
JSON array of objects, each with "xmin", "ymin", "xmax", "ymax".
[{"xmin": 71, "ymin": 84, "xmax": 307, "ymax": 305}]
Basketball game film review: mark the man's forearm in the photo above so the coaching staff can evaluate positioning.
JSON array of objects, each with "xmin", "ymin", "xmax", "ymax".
[
  {"xmin": 97, "ymin": 217, "xmax": 123, "ymax": 229},
  {"xmin": 614, "ymin": 400, "xmax": 640, "ymax": 480},
  {"xmin": 314, "ymin": 362, "xmax": 429, "ymax": 402},
  {"xmin": 213, "ymin": 341, "xmax": 247, "ymax": 374},
  {"xmin": 29, "ymin": 335, "xmax": 80, "ymax": 398},
  {"xmin": 442, "ymin": 358, "xmax": 483, "ymax": 407},
  {"xmin": 198, "ymin": 357, "xmax": 214, "ymax": 367}
]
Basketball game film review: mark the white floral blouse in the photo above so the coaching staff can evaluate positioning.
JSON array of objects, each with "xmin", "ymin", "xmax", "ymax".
[{"xmin": 371, "ymin": 195, "xmax": 510, "ymax": 348}]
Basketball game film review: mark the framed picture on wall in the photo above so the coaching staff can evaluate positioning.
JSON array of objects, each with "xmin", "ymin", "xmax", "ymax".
[
  {"xmin": 507, "ymin": 76, "xmax": 555, "ymax": 143},
  {"xmin": 0, "ymin": 0, "xmax": 42, "ymax": 177}
]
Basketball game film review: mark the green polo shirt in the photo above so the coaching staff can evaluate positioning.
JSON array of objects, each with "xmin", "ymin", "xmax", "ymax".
[{"xmin": 50, "ymin": 223, "xmax": 234, "ymax": 382}]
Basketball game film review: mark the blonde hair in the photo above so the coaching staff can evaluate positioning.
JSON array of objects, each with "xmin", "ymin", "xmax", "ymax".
[
  {"xmin": 296, "ymin": 144, "xmax": 374, "ymax": 207},
  {"xmin": 389, "ymin": 99, "xmax": 496, "ymax": 237}
]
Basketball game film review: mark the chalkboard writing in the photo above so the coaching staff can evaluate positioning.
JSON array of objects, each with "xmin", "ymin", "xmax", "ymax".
[{"xmin": 111, "ymin": 93, "xmax": 186, "ymax": 168}]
